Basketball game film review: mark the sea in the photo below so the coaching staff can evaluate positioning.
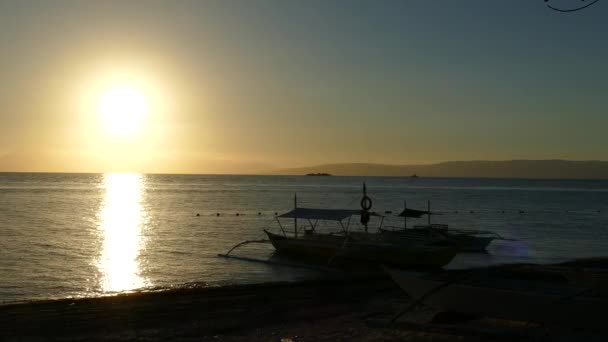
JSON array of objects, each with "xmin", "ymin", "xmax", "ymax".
[{"xmin": 1, "ymin": 173, "xmax": 607, "ymax": 303}]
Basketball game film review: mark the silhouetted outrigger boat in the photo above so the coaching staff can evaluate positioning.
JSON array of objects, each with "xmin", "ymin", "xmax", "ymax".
[
  {"xmin": 264, "ymin": 207, "xmax": 458, "ymax": 268},
  {"xmin": 221, "ymin": 184, "xmax": 460, "ymax": 269},
  {"xmin": 385, "ymin": 259, "xmax": 608, "ymax": 330},
  {"xmin": 380, "ymin": 201, "xmax": 506, "ymax": 252}
]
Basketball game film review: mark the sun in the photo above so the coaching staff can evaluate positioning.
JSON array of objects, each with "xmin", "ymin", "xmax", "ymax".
[{"xmin": 97, "ymin": 85, "xmax": 149, "ymax": 137}]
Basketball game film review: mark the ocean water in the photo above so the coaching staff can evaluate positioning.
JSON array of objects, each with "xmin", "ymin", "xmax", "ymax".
[{"xmin": 1, "ymin": 173, "xmax": 607, "ymax": 303}]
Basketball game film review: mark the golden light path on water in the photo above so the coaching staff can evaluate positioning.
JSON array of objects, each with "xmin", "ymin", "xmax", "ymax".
[{"xmin": 97, "ymin": 173, "xmax": 148, "ymax": 292}]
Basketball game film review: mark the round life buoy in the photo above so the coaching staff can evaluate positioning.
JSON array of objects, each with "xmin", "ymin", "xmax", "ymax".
[{"xmin": 360, "ymin": 195, "xmax": 372, "ymax": 211}]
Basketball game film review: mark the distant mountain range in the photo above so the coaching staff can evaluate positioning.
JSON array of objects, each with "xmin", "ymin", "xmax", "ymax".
[{"xmin": 272, "ymin": 160, "xmax": 608, "ymax": 179}]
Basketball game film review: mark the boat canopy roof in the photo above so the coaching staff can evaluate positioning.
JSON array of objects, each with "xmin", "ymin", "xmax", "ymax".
[
  {"xmin": 398, "ymin": 208, "xmax": 431, "ymax": 218},
  {"xmin": 278, "ymin": 208, "xmax": 382, "ymax": 221}
]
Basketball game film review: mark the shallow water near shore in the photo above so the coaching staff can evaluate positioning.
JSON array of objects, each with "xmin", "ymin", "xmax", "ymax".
[{"xmin": 1, "ymin": 173, "xmax": 607, "ymax": 302}]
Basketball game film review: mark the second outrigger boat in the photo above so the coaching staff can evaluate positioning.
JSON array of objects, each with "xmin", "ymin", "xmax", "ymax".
[
  {"xmin": 380, "ymin": 201, "xmax": 506, "ymax": 252},
  {"xmin": 385, "ymin": 260, "xmax": 608, "ymax": 330}
]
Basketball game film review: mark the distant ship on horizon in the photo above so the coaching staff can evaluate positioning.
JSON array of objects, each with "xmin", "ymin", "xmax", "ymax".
[{"xmin": 306, "ymin": 172, "xmax": 332, "ymax": 176}]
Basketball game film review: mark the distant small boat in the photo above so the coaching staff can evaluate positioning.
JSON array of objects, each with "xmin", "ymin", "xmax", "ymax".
[
  {"xmin": 411, "ymin": 174, "xmax": 419, "ymax": 178},
  {"xmin": 306, "ymin": 172, "xmax": 332, "ymax": 176},
  {"xmin": 385, "ymin": 262, "xmax": 608, "ymax": 330}
]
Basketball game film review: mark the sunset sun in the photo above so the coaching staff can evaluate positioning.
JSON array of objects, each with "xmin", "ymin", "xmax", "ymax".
[{"xmin": 97, "ymin": 85, "xmax": 149, "ymax": 137}]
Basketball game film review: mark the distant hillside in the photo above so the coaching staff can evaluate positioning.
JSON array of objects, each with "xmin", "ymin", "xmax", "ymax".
[{"xmin": 272, "ymin": 160, "xmax": 608, "ymax": 179}]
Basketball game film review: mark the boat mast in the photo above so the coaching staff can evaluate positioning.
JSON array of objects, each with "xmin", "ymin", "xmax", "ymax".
[
  {"xmin": 361, "ymin": 182, "xmax": 371, "ymax": 233},
  {"xmin": 294, "ymin": 193, "xmax": 298, "ymax": 238},
  {"xmin": 404, "ymin": 200, "xmax": 407, "ymax": 230},
  {"xmin": 363, "ymin": 183, "xmax": 367, "ymax": 233},
  {"xmin": 427, "ymin": 200, "xmax": 431, "ymax": 226}
]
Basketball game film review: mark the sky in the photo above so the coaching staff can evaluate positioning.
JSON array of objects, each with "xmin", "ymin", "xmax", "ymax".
[{"xmin": 0, "ymin": 0, "xmax": 607, "ymax": 174}]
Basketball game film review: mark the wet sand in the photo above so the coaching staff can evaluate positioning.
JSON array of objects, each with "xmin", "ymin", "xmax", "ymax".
[
  {"xmin": 1, "ymin": 276, "xmax": 606, "ymax": 341},
  {"xmin": 1, "ymin": 276, "xmax": 403, "ymax": 341}
]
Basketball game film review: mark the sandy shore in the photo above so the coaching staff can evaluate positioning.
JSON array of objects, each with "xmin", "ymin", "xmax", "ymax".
[
  {"xmin": 1, "ymin": 276, "xmax": 404, "ymax": 341},
  {"xmin": 1, "ymin": 275, "xmax": 606, "ymax": 341}
]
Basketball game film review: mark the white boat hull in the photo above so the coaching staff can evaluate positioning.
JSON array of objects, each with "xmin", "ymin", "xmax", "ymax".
[{"xmin": 265, "ymin": 230, "xmax": 458, "ymax": 268}]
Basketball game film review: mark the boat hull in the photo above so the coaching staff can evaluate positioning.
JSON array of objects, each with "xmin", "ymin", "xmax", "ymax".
[
  {"xmin": 446, "ymin": 234, "xmax": 494, "ymax": 252},
  {"xmin": 264, "ymin": 230, "xmax": 458, "ymax": 268},
  {"xmin": 380, "ymin": 228, "xmax": 494, "ymax": 252},
  {"xmin": 385, "ymin": 267, "xmax": 608, "ymax": 330}
]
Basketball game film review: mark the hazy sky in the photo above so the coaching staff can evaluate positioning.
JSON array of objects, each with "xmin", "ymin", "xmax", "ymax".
[{"xmin": 0, "ymin": 0, "xmax": 606, "ymax": 173}]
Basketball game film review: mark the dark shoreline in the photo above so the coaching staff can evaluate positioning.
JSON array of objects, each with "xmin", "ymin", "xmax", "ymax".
[
  {"xmin": 2, "ymin": 275, "xmax": 606, "ymax": 341},
  {"xmin": 1, "ymin": 276, "xmax": 406, "ymax": 341}
]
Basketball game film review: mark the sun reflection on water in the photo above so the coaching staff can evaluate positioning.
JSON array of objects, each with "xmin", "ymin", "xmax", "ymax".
[{"xmin": 97, "ymin": 173, "xmax": 148, "ymax": 292}]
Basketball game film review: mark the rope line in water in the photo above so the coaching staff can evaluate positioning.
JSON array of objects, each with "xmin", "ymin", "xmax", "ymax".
[{"xmin": 195, "ymin": 209, "xmax": 603, "ymax": 217}]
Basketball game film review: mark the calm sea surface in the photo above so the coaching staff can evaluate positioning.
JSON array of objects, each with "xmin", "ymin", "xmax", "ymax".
[{"xmin": 1, "ymin": 173, "xmax": 608, "ymax": 302}]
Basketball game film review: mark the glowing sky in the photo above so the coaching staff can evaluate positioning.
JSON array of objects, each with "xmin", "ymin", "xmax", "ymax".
[{"xmin": 0, "ymin": 0, "xmax": 606, "ymax": 173}]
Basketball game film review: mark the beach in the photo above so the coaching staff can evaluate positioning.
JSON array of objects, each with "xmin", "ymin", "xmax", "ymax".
[
  {"xmin": 1, "ymin": 276, "xmax": 404, "ymax": 341},
  {"xmin": 3, "ymin": 274, "xmax": 606, "ymax": 342}
]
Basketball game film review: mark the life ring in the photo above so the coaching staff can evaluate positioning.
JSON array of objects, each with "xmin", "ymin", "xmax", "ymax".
[{"xmin": 360, "ymin": 195, "xmax": 372, "ymax": 211}]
